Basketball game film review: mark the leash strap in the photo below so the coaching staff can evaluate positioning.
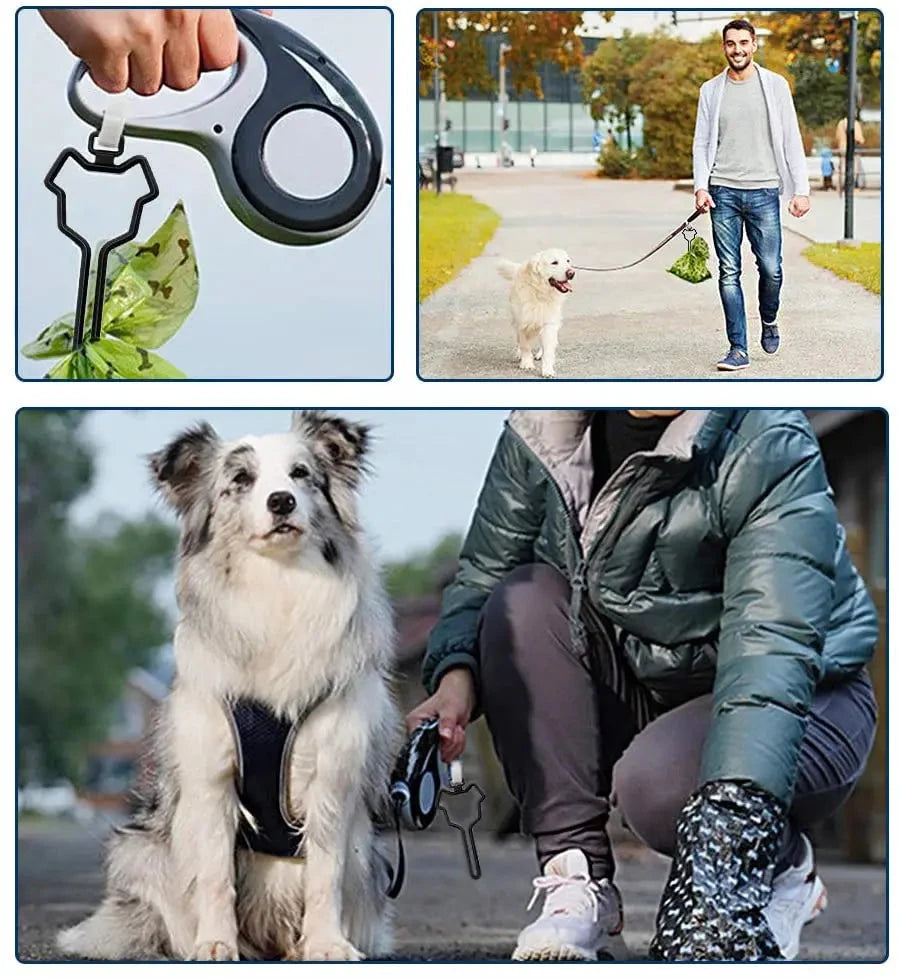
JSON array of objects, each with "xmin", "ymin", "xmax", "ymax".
[
  {"xmin": 386, "ymin": 801, "xmax": 406, "ymax": 900},
  {"xmin": 574, "ymin": 207, "xmax": 704, "ymax": 272}
]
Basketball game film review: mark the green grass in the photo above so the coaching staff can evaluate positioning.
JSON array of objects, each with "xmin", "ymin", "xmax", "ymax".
[
  {"xmin": 419, "ymin": 191, "xmax": 500, "ymax": 301},
  {"xmin": 802, "ymin": 241, "xmax": 881, "ymax": 295}
]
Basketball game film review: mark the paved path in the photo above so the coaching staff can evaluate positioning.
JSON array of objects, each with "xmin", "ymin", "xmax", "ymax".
[
  {"xmin": 783, "ymin": 189, "xmax": 881, "ymax": 244},
  {"xmin": 419, "ymin": 174, "xmax": 881, "ymax": 380},
  {"xmin": 18, "ymin": 819, "xmax": 887, "ymax": 962}
]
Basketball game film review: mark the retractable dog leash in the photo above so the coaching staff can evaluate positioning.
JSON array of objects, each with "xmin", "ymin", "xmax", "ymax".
[
  {"xmin": 45, "ymin": 10, "xmax": 389, "ymax": 361},
  {"xmin": 388, "ymin": 719, "xmax": 486, "ymax": 897},
  {"xmin": 574, "ymin": 206, "xmax": 705, "ymax": 272},
  {"xmin": 65, "ymin": 10, "xmax": 388, "ymax": 247}
]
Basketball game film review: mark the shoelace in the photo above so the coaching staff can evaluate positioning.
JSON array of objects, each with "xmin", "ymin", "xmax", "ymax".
[{"xmin": 526, "ymin": 874, "xmax": 602, "ymax": 923}]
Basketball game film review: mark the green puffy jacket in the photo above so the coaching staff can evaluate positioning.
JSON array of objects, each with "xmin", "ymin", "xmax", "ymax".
[{"xmin": 424, "ymin": 409, "xmax": 878, "ymax": 804}]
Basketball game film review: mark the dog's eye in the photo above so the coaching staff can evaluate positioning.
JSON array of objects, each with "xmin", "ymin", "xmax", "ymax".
[
  {"xmin": 290, "ymin": 464, "xmax": 310, "ymax": 481},
  {"xmin": 232, "ymin": 469, "xmax": 253, "ymax": 488},
  {"xmin": 552, "ymin": 260, "xmax": 559, "ymax": 265}
]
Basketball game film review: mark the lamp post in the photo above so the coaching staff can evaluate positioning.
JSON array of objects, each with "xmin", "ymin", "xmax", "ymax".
[
  {"xmin": 840, "ymin": 10, "xmax": 859, "ymax": 242},
  {"xmin": 433, "ymin": 10, "xmax": 442, "ymax": 195},
  {"xmin": 497, "ymin": 42, "xmax": 511, "ymax": 167}
]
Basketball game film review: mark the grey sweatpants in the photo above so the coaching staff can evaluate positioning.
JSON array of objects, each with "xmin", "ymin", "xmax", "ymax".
[{"xmin": 478, "ymin": 564, "xmax": 878, "ymax": 881}]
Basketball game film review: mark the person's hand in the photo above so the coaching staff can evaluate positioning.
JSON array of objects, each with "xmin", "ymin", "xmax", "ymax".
[
  {"xmin": 405, "ymin": 668, "xmax": 476, "ymax": 763},
  {"xmin": 40, "ymin": 9, "xmax": 241, "ymax": 95},
  {"xmin": 695, "ymin": 189, "xmax": 715, "ymax": 212},
  {"xmin": 788, "ymin": 195, "xmax": 811, "ymax": 218}
]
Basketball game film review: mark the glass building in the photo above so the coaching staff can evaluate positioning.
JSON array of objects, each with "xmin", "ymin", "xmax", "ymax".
[{"xmin": 419, "ymin": 33, "xmax": 644, "ymax": 154}]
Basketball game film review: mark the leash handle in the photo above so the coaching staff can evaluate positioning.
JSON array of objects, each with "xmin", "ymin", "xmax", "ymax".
[{"xmin": 67, "ymin": 10, "xmax": 386, "ymax": 245}]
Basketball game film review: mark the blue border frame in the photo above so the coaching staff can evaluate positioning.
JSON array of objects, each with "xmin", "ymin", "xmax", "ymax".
[
  {"xmin": 14, "ymin": 406, "xmax": 889, "ymax": 965},
  {"xmin": 14, "ymin": 6, "xmax": 396, "ymax": 383},
  {"xmin": 414, "ymin": 7, "xmax": 885, "ymax": 383}
]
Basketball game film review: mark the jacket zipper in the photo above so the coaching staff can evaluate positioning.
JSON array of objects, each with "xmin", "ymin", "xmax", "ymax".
[{"xmin": 508, "ymin": 424, "xmax": 658, "ymax": 652}]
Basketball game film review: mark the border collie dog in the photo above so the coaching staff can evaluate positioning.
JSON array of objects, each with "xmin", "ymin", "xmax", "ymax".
[{"xmin": 58, "ymin": 411, "xmax": 400, "ymax": 961}]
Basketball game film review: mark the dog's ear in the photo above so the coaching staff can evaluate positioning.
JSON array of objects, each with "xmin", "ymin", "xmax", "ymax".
[
  {"xmin": 148, "ymin": 422, "xmax": 220, "ymax": 514},
  {"xmin": 290, "ymin": 411, "xmax": 370, "ymax": 483},
  {"xmin": 290, "ymin": 411, "xmax": 371, "ymax": 528}
]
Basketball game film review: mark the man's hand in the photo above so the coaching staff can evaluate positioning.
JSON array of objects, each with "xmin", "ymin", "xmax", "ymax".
[
  {"xmin": 40, "ymin": 9, "xmax": 239, "ymax": 95},
  {"xmin": 788, "ymin": 195, "xmax": 811, "ymax": 218},
  {"xmin": 406, "ymin": 668, "xmax": 476, "ymax": 763},
  {"xmin": 695, "ymin": 189, "xmax": 715, "ymax": 212}
]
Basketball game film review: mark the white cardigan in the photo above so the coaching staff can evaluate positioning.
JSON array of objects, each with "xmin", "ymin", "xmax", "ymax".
[{"xmin": 692, "ymin": 65, "xmax": 810, "ymax": 199}]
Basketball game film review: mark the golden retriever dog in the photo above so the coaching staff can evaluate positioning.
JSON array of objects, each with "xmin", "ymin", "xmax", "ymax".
[{"xmin": 498, "ymin": 248, "xmax": 575, "ymax": 378}]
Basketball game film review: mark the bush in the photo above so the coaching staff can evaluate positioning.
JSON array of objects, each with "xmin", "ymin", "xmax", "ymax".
[
  {"xmin": 628, "ymin": 35, "xmax": 723, "ymax": 179},
  {"xmin": 597, "ymin": 140, "xmax": 632, "ymax": 179},
  {"xmin": 632, "ymin": 146, "xmax": 660, "ymax": 179}
]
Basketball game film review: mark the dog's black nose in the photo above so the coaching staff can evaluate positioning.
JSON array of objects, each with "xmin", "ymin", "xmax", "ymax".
[
  {"xmin": 267, "ymin": 491, "xmax": 296, "ymax": 516},
  {"xmin": 566, "ymin": 268, "xmax": 575, "ymax": 280}
]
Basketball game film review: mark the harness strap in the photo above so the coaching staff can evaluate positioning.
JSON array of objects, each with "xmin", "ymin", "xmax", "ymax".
[{"xmin": 574, "ymin": 207, "xmax": 704, "ymax": 272}]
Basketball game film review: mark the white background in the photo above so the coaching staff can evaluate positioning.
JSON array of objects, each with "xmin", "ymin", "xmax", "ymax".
[{"xmin": 6, "ymin": 3, "xmax": 897, "ymax": 977}]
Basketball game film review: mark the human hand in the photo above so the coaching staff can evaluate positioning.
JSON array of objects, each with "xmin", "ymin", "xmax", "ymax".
[
  {"xmin": 40, "ymin": 9, "xmax": 242, "ymax": 95},
  {"xmin": 788, "ymin": 195, "xmax": 811, "ymax": 218},
  {"xmin": 405, "ymin": 668, "xmax": 476, "ymax": 763},
  {"xmin": 695, "ymin": 189, "xmax": 715, "ymax": 212}
]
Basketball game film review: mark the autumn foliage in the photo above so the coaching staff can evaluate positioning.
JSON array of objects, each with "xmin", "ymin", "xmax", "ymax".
[{"xmin": 418, "ymin": 10, "xmax": 593, "ymax": 99}]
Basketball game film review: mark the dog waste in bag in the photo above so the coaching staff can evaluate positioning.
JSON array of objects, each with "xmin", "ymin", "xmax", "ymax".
[
  {"xmin": 668, "ymin": 229, "xmax": 711, "ymax": 284},
  {"xmin": 22, "ymin": 203, "xmax": 198, "ymax": 378}
]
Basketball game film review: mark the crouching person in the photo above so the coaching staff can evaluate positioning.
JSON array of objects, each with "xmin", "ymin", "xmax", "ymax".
[{"xmin": 406, "ymin": 410, "xmax": 878, "ymax": 962}]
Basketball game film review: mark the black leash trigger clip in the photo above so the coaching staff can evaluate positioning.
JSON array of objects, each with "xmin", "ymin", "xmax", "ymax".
[{"xmin": 45, "ymin": 111, "xmax": 159, "ymax": 350}]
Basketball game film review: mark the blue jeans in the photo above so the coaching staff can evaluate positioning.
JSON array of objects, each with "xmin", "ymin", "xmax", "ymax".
[{"xmin": 709, "ymin": 185, "xmax": 783, "ymax": 352}]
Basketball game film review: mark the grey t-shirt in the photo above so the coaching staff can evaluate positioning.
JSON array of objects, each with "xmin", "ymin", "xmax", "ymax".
[{"xmin": 709, "ymin": 68, "xmax": 780, "ymax": 189}]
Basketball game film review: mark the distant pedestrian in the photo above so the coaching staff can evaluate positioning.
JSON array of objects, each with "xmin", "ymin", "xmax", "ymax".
[
  {"xmin": 836, "ymin": 116, "xmax": 865, "ymax": 190},
  {"xmin": 529, "ymin": 146, "xmax": 537, "ymax": 168},
  {"xmin": 820, "ymin": 146, "xmax": 835, "ymax": 190}
]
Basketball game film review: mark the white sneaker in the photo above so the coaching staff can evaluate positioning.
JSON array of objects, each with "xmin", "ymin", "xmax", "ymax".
[
  {"xmin": 764, "ymin": 834, "xmax": 828, "ymax": 960},
  {"xmin": 511, "ymin": 849, "xmax": 624, "ymax": 961}
]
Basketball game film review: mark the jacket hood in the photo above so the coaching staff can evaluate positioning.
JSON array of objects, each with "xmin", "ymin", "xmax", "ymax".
[{"xmin": 507, "ymin": 409, "xmax": 741, "ymax": 529}]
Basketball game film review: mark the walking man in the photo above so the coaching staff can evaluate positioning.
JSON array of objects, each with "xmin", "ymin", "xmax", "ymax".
[{"xmin": 693, "ymin": 19, "xmax": 810, "ymax": 372}]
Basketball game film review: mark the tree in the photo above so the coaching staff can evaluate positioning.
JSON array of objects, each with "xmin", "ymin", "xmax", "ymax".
[
  {"xmin": 754, "ymin": 11, "xmax": 882, "ymax": 106},
  {"xmin": 628, "ymin": 35, "xmax": 724, "ymax": 178},
  {"xmin": 383, "ymin": 533, "xmax": 462, "ymax": 599},
  {"xmin": 17, "ymin": 411, "xmax": 177, "ymax": 784},
  {"xmin": 581, "ymin": 30, "xmax": 653, "ymax": 152},
  {"xmin": 418, "ymin": 11, "xmax": 611, "ymax": 99},
  {"xmin": 788, "ymin": 56, "xmax": 848, "ymax": 127}
]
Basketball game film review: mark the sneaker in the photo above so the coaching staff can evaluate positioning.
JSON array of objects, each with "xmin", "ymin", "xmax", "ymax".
[
  {"xmin": 761, "ymin": 322, "xmax": 780, "ymax": 354},
  {"xmin": 716, "ymin": 347, "xmax": 750, "ymax": 371},
  {"xmin": 763, "ymin": 834, "xmax": 828, "ymax": 960},
  {"xmin": 511, "ymin": 849, "xmax": 624, "ymax": 961}
]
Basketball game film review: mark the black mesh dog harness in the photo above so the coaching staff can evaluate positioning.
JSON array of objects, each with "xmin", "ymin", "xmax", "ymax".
[
  {"xmin": 224, "ymin": 693, "xmax": 332, "ymax": 858},
  {"xmin": 223, "ymin": 689, "xmax": 406, "ymax": 898}
]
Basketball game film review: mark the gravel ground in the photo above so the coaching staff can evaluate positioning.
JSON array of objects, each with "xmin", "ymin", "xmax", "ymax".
[
  {"xmin": 18, "ymin": 818, "xmax": 887, "ymax": 963},
  {"xmin": 418, "ymin": 172, "xmax": 881, "ymax": 381}
]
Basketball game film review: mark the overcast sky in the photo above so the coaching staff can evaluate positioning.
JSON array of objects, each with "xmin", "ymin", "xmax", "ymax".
[
  {"xmin": 69, "ymin": 409, "xmax": 509, "ymax": 564},
  {"xmin": 581, "ymin": 9, "xmax": 746, "ymax": 41},
  {"xmin": 16, "ymin": 9, "xmax": 392, "ymax": 380}
]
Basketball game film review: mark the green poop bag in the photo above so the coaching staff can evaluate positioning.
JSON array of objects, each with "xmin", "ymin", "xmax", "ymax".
[
  {"xmin": 668, "ymin": 231, "xmax": 711, "ymax": 284},
  {"xmin": 22, "ymin": 202, "xmax": 197, "ymax": 378}
]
